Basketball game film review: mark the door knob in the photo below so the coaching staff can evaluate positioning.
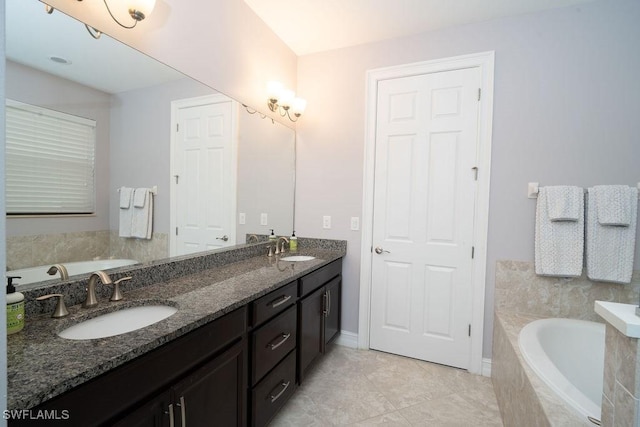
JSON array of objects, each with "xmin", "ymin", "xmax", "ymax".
[
  {"xmin": 374, "ymin": 246, "xmax": 390, "ymax": 254},
  {"xmin": 216, "ymin": 235, "xmax": 229, "ymax": 241}
]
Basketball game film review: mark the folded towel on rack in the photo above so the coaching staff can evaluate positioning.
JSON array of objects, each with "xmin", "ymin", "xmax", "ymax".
[
  {"xmin": 535, "ymin": 186, "xmax": 584, "ymax": 277},
  {"xmin": 545, "ymin": 186, "xmax": 582, "ymax": 221},
  {"xmin": 118, "ymin": 187, "xmax": 134, "ymax": 237},
  {"xmin": 586, "ymin": 186, "xmax": 637, "ymax": 283},
  {"xmin": 131, "ymin": 188, "xmax": 153, "ymax": 239},
  {"xmin": 593, "ymin": 185, "xmax": 632, "ymax": 226},
  {"xmin": 119, "ymin": 187, "xmax": 133, "ymax": 209},
  {"xmin": 133, "ymin": 187, "xmax": 147, "ymax": 208}
]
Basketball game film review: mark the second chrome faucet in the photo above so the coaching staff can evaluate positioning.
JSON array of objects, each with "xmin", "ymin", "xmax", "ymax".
[{"xmin": 82, "ymin": 272, "xmax": 132, "ymax": 308}]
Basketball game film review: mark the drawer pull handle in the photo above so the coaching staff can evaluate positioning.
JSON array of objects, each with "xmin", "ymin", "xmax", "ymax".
[
  {"xmin": 269, "ymin": 380, "xmax": 291, "ymax": 403},
  {"xmin": 166, "ymin": 404, "xmax": 175, "ymax": 427},
  {"xmin": 269, "ymin": 294, "xmax": 292, "ymax": 308},
  {"xmin": 178, "ymin": 396, "xmax": 186, "ymax": 426},
  {"xmin": 267, "ymin": 332, "xmax": 291, "ymax": 350}
]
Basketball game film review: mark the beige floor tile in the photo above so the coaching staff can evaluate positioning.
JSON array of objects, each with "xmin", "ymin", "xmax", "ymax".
[{"xmin": 271, "ymin": 346, "xmax": 503, "ymax": 426}]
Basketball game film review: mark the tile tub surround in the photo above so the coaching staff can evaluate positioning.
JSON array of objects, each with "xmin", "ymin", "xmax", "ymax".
[
  {"xmin": 7, "ymin": 243, "xmax": 346, "ymax": 410},
  {"xmin": 495, "ymin": 260, "xmax": 640, "ymax": 321},
  {"xmin": 600, "ymin": 322, "xmax": 640, "ymax": 426},
  {"xmin": 492, "ymin": 311, "xmax": 591, "ymax": 426}
]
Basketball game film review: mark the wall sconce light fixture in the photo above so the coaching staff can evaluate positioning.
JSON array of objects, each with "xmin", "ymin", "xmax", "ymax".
[
  {"xmin": 266, "ymin": 81, "xmax": 306, "ymax": 122},
  {"xmin": 46, "ymin": 0, "xmax": 156, "ymax": 39}
]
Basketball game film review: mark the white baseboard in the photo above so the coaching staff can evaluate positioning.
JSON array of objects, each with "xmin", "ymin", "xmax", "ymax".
[
  {"xmin": 335, "ymin": 330, "xmax": 358, "ymax": 348},
  {"xmin": 482, "ymin": 358, "xmax": 492, "ymax": 377}
]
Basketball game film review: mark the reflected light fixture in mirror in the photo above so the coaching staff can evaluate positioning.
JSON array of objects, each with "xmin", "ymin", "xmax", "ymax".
[
  {"xmin": 46, "ymin": 0, "xmax": 157, "ymax": 39},
  {"xmin": 267, "ymin": 81, "xmax": 307, "ymax": 122}
]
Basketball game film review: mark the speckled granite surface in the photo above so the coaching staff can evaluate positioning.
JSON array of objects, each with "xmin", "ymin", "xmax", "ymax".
[{"xmin": 7, "ymin": 241, "xmax": 345, "ymax": 411}]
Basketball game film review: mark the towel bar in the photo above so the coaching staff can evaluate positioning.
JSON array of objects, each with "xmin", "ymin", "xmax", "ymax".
[
  {"xmin": 117, "ymin": 186, "xmax": 158, "ymax": 195},
  {"xmin": 528, "ymin": 182, "xmax": 640, "ymax": 199}
]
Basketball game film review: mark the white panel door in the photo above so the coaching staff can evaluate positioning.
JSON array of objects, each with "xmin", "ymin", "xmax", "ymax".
[
  {"xmin": 174, "ymin": 99, "xmax": 236, "ymax": 255},
  {"xmin": 369, "ymin": 67, "xmax": 480, "ymax": 369}
]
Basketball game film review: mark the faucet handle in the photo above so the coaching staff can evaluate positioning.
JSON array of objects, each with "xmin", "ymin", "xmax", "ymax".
[
  {"xmin": 109, "ymin": 277, "xmax": 132, "ymax": 302},
  {"xmin": 36, "ymin": 293, "xmax": 69, "ymax": 318}
]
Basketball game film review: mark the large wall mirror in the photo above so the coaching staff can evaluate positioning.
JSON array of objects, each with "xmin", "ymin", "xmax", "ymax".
[{"xmin": 5, "ymin": 0, "xmax": 296, "ymax": 288}]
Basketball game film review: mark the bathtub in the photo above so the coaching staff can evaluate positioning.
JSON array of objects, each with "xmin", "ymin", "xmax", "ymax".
[
  {"xmin": 518, "ymin": 318, "xmax": 605, "ymax": 423},
  {"xmin": 8, "ymin": 259, "xmax": 139, "ymax": 286}
]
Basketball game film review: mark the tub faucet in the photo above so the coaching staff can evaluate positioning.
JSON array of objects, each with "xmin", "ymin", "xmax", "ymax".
[
  {"xmin": 83, "ymin": 271, "xmax": 112, "ymax": 308},
  {"xmin": 47, "ymin": 264, "xmax": 69, "ymax": 281},
  {"xmin": 248, "ymin": 234, "xmax": 259, "ymax": 243}
]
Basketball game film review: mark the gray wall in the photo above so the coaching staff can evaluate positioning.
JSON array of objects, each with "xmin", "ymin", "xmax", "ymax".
[
  {"xmin": 294, "ymin": 0, "xmax": 640, "ymax": 358},
  {"xmin": 109, "ymin": 78, "xmax": 216, "ymax": 233}
]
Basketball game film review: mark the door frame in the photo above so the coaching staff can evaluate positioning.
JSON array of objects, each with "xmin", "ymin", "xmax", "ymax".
[
  {"xmin": 169, "ymin": 94, "xmax": 239, "ymax": 256},
  {"xmin": 358, "ymin": 51, "xmax": 494, "ymax": 375}
]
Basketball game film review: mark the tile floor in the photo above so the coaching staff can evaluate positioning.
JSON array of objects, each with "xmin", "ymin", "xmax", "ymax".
[{"xmin": 270, "ymin": 345, "xmax": 503, "ymax": 426}]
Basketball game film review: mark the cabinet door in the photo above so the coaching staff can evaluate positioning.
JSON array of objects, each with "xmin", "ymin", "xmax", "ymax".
[
  {"xmin": 112, "ymin": 391, "xmax": 172, "ymax": 427},
  {"xmin": 171, "ymin": 339, "xmax": 246, "ymax": 427},
  {"xmin": 324, "ymin": 276, "xmax": 341, "ymax": 346},
  {"xmin": 297, "ymin": 286, "xmax": 325, "ymax": 383}
]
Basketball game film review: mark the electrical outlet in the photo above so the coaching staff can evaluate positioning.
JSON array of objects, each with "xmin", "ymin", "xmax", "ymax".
[
  {"xmin": 323, "ymin": 215, "xmax": 331, "ymax": 229},
  {"xmin": 350, "ymin": 217, "xmax": 360, "ymax": 231},
  {"xmin": 239, "ymin": 213, "xmax": 246, "ymax": 225},
  {"xmin": 260, "ymin": 213, "xmax": 268, "ymax": 226}
]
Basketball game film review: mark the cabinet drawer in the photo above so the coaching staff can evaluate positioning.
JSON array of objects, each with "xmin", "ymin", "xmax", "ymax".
[
  {"xmin": 251, "ymin": 305, "xmax": 297, "ymax": 385},
  {"xmin": 251, "ymin": 281, "xmax": 297, "ymax": 327},
  {"xmin": 299, "ymin": 259, "xmax": 342, "ymax": 297},
  {"xmin": 251, "ymin": 350, "xmax": 297, "ymax": 427}
]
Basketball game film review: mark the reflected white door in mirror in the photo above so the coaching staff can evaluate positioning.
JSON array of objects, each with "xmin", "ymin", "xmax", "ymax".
[{"xmin": 170, "ymin": 95, "xmax": 237, "ymax": 256}]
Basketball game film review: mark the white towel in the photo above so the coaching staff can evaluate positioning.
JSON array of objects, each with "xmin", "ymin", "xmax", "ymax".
[
  {"xmin": 131, "ymin": 188, "xmax": 153, "ymax": 239},
  {"xmin": 586, "ymin": 186, "xmax": 637, "ymax": 283},
  {"xmin": 594, "ymin": 185, "xmax": 632, "ymax": 226},
  {"xmin": 546, "ymin": 186, "xmax": 582, "ymax": 221},
  {"xmin": 119, "ymin": 187, "xmax": 133, "ymax": 209},
  {"xmin": 118, "ymin": 187, "xmax": 134, "ymax": 237},
  {"xmin": 133, "ymin": 187, "xmax": 147, "ymax": 208},
  {"xmin": 535, "ymin": 186, "xmax": 584, "ymax": 277}
]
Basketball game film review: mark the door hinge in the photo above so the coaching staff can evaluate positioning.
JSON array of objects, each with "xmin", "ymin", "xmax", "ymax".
[
  {"xmin": 471, "ymin": 246, "xmax": 475, "ymax": 259},
  {"xmin": 176, "ymin": 123, "xmax": 179, "ymax": 132},
  {"xmin": 175, "ymin": 227, "xmax": 179, "ymax": 236},
  {"xmin": 472, "ymin": 166, "xmax": 478, "ymax": 181},
  {"xmin": 174, "ymin": 175, "xmax": 179, "ymax": 184},
  {"xmin": 468, "ymin": 324, "xmax": 471, "ymax": 337},
  {"xmin": 477, "ymin": 88, "xmax": 481, "ymax": 101}
]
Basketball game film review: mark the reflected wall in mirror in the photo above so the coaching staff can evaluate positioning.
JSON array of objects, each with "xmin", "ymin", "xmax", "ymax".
[{"xmin": 5, "ymin": 0, "xmax": 295, "ymax": 287}]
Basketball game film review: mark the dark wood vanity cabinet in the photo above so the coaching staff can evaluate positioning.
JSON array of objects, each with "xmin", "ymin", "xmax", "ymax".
[
  {"xmin": 13, "ymin": 258, "xmax": 342, "ymax": 427},
  {"xmin": 298, "ymin": 259, "xmax": 342, "ymax": 383},
  {"xmin": 249, "ymin": 282, "xmax": 298, "ymax": 427}
]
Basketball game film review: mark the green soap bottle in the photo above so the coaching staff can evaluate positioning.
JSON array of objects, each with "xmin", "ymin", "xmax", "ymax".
[
  {"xmin": 289, "ymin": 231, "xmax": 298, "ymax": 252},
  {"xmin": 6, "ymin": 276, "xmax": 25, "ymax": 335}
]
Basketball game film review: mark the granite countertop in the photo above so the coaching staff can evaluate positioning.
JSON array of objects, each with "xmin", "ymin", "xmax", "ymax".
[{"xmin": 7, "ymin": 248, "xmax": 344, "ymax": 410}]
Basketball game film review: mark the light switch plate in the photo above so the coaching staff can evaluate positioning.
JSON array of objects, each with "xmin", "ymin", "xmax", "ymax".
[
  {"xmin": 239, "ymin": 213, "xmax": 246, "ymax": 225},
  {"xmin": 350, "ymin": 217, "xmax": 360, "ymax": 231},
  {"xmin": 323, "ymin": 215, "xmax": 331, "ymax": 229},
  {"xmin": 260, "ymin": 213, "xmax": 268, "ymax": 226}
]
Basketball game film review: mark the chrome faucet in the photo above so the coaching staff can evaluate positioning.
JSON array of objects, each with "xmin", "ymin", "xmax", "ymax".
[
  {"xmin": 47, "ymin": 264, "xmax": 69, "ymax": 281},
  {"xmin": 275, "ymin": 237, "xmax": 289, "ymax": 255},
  {"xmin": 83, "ymin": 271, "xmax": 112, "ymax": 308},
  {"xmin": 248, "ymin": 234, "xmax": 259, "ymax": 243}
]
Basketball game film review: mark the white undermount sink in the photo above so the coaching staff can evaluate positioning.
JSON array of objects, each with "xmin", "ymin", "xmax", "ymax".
[
  {"xmin": 58, "ymin": 305, "xmax": 178, "ymax": 340},
  {"xmin": 280, "ymin": 255, "xmax": 316, "ymax": 262}
]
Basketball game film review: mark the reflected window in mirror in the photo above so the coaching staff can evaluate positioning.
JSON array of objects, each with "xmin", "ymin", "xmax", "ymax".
[{"xmin": 6, "ymin": 100, "xmax": 96, "ymax": 215}]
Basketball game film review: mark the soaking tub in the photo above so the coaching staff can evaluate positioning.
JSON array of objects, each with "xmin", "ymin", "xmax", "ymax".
[
  {"xmin": 8, "ymin": 259, "xmax": 139, "ymax": 286},
  {"xmin": 518, "ymin": 318, "xmax": 605, "ymax": 423}
]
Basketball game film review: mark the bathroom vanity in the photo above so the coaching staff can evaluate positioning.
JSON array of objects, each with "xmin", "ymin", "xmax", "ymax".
[{"xmin": 7, "ymin": 242, "xmax": 344, "ymax": 427}]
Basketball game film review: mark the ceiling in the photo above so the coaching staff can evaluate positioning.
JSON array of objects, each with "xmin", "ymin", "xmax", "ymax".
[
  {"xmin": 243, "ymin": 0, "xmax": 599, "ymax": 55},
  {"xmin": 6, "ymin": 0, "xmax": 184, "ymax": 94}
]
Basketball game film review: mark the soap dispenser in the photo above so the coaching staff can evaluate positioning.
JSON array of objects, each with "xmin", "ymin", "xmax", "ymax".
[
  {"xmin": 6, "ymin": 276, "xmax": 25, "ymax": 334},
  {"xmin": 269, "ymin": 229, "xmax": 277, "ymax": 243},
  {"xmin": 290, "ymin": 231, "xmax": 298, "ymax": 252}
]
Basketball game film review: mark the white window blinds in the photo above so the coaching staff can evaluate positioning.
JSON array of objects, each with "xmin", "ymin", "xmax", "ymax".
[{"xmin": 6, "ymin": 100, "xmax": 96, "ymax": 215}]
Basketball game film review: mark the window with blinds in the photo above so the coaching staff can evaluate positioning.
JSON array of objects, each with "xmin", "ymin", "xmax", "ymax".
[{"xmin": 6, "ymin": 99, "xmax": 97, "ymax": 215}]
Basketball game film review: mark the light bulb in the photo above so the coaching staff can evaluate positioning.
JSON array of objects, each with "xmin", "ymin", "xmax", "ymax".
[
  {"xmin": 279, "ymin": 89, "xmax": 295, "ymax": 108},
  {"xmin": 266, "ymin": 81, "xmax": 284, "ymax": 101},
  {"xmin": 128, "ymin": 0, "xmax": 156, "ymax": 21},
  {"xmin": 291, "ymin": 98, "xmax": 307, "ymax": 116}
]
